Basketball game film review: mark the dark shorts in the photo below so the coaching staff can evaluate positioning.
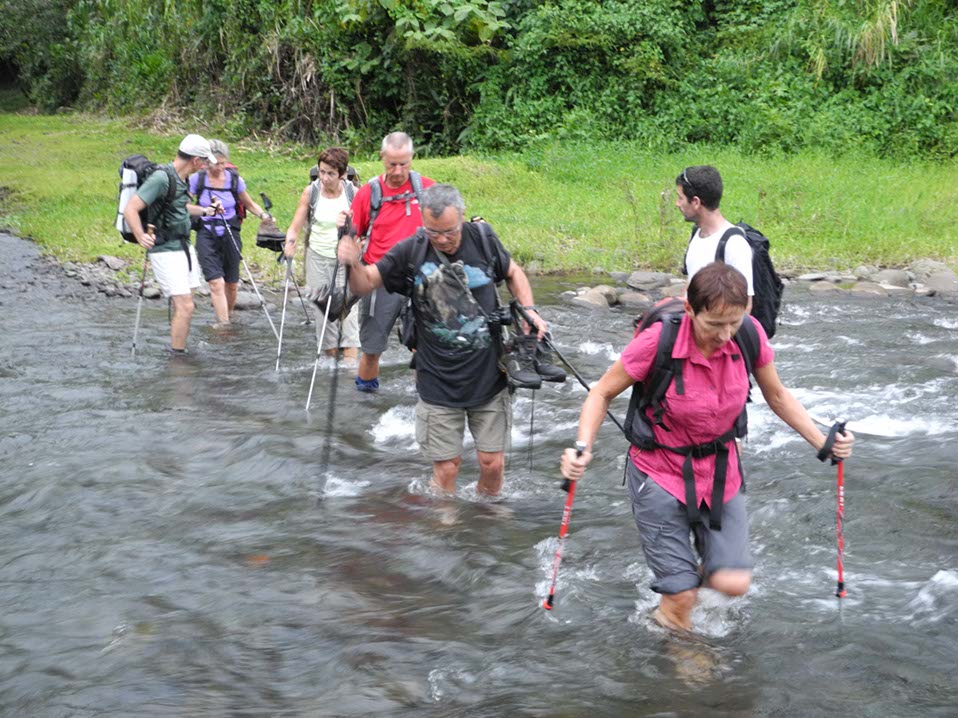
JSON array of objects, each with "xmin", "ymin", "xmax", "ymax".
[
  {"xmin": 196, "ymin": 227, "xmax": 241, "ymax": 284},
  {"xmin": 359, "ymin": 286, "xmax": 406, "ymax": 355},
  {"xmin": 627, "ymin": 461, "xmax": 752, "ymax": 595}
]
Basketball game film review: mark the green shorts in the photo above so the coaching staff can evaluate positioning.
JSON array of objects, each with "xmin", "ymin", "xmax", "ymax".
[{"xmin": 415, "ymin": 389, "xmax": 512, "ymax": 461}]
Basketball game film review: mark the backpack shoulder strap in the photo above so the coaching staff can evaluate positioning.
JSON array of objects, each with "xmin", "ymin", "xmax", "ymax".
[
  {"xmin": 228, "ymin": 169, "xmax": 239, "ymax": 202},
  {"xmin": 642, "ymin": 313, "xmax": 683, "ymax": 428},
  {"xmin": 342, "ymin": 179, "xmax": 355, "ymax": 205},
  {"xmin": 160, "ymin": 165, "xmax": 178, "ymax": 212},
  {"xmin": 409, "ymin": 171, "xmax": 425, "ymax": 203},
  {"xmin": 365, "ymin": 177, "xmax": 383, "ymax": 239},
  {"xmin": 404, "ymin": 230, "xmax": 432, "ymax": 295},
  {"xmin": 715, "ymin": 225, "xmax": 747, "ymax": 262},
  {"xmin": 193, "ymin": 169, "xmax": 207, "ymax": 201},
  {"xmin": 471, "ymin": 221, "xmax": 504, "ymax": 283},
  {"xmin": 733, "ymin": 315, "xmax": 760, "ymax": 377}
]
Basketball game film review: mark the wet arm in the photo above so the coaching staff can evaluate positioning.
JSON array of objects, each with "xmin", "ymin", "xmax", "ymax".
[
  {"xmin": 505, "ymin": 260, "xmax": 547, "ymax": 337},
  {"xmin": 283, "ymin": 186, "xmax": 312, "ymax": 257},
  {"xmin": 754, "ymin": 362, "xmax": 829, "ymax": 451},
  {"xmin": 122, "ymin": 195, "xmax": 154, "ymax": 248},
  {"xmin": 239, "ymin": 190, "xmax": 267, "ymax": 219},
  {"xmin": 337, "ymin": 237, "xmax": 382, "ymax": 295}
]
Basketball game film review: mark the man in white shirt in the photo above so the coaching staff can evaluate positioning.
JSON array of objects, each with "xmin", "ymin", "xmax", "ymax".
[{"xmin": 676, "ymin": 165, "xmax": 753, "ymax": 312}]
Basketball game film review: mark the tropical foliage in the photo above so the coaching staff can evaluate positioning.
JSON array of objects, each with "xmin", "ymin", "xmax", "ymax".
[{"xmin": 1, "ymin": 0, "xmax": 954, "ymax": 158}]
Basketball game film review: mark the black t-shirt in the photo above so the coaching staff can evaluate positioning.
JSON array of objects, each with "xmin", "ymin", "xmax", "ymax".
[{"xmin": 377, "ymin": 222, "xmax": 511, "ymax": 408}]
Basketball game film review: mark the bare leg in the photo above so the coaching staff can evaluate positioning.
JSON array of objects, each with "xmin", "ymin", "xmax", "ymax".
[
  {"xmin": 358, "ymin": 352, "xmax": 381, "ymax": 381},
  {"xmin": 342, "ymin": 347, "xmax": 358, "ymax": 360},
  {"xmin": 225, "ymin": 281, "xmax": 239, "ymax": 315},
  {"xmin": 432, "ymin": 457, "xmax": 462, "ymax": 493},
  {"xmin": 170, "ymin": 294, "xmax": 195, "ymax": 350},
  {"xmin": 654, "ymin": 589, "xmax": 698, "ymax": 632},
  {"xmin": 476, "ymin": 450, "xmax": 505, "ymax": 497},
  {"xmin": 208, "ymin": 278, "xmax": 229, "ymax": 323},
  {"xmin": 703, "ymin": 569, "xmax": 751, "ymax": 597}
]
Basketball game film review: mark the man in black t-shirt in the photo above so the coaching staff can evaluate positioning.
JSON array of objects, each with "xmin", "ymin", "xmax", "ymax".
[{"xmin": 339, "ymin": 184, "xmax": 547, "ymax": 496}]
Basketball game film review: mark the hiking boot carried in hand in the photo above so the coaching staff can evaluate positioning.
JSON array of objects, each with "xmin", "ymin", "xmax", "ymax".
[
  {"xmin": 534, "ymin": 333, "xmax": 567, "ymax": 383},
  {"xmin": 504, "ymin": 332, "xmax": 542, "ymax": 390}
]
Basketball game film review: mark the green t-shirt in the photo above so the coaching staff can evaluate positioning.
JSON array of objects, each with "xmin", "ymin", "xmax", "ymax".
[{"xmin": 135, "ymin": 163, "xmax": 192, "ymax": 254}]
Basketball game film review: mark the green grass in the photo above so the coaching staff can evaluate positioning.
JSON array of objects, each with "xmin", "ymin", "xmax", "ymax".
[{"xmin": 0, "ymin": 111, "xmax": 955, "ymax": 277}]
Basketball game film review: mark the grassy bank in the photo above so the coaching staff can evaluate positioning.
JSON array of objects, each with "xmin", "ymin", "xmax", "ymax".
[{"xmin": 0, "ymin": 109, "xmax": 955, "ymax": 277}]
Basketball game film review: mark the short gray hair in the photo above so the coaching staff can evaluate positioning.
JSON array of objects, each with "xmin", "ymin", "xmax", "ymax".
[
  {"xmin": 420, "ymin": 184, "xmax": 465, "ymax": 218},
  {"xmin": 209, "ymin": 139, "xmax": 229, "ymax": 160},
  {"xmin": 381, "ymin": 131, "xmax": 413, "ymax": 155}
]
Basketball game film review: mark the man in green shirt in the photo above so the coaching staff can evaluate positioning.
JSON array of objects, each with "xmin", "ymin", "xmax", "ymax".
[{"xmin": 123, "ymin": 134, "xmax": 220, "ymax": 353}]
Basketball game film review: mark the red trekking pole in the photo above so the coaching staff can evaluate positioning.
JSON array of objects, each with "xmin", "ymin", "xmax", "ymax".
[
  {"xmin": 818, "ymin": 420, "xmax": 848, "ymax": 598},
  {"xmin": 543, "ymin": 442, "xmax": 586, "ymax": 611}
]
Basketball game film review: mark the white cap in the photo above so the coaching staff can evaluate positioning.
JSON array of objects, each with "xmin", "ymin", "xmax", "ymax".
[{"xmin": 178, "ymin": 134, "xmax": 217, "ymax": 164}]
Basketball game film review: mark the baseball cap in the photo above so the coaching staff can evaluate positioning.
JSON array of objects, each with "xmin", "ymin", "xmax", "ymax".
[{"xmin": 178, "ymin": 134, "xmax": 217, "ymax": 164}]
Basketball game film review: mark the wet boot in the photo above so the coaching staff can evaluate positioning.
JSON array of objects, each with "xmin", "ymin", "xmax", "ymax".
[
  {"xmin": 504, "ymin": 332, "xmax": 542, "ymax": 390},
  {"xmin": 534, "ymin": 333, "xmax": 567, "ymax": 383}
]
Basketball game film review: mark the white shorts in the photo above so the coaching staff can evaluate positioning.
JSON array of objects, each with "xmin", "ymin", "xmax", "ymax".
[{"xmin": 150, "ymin": 246, "xmax": 202, "ymax": 297}]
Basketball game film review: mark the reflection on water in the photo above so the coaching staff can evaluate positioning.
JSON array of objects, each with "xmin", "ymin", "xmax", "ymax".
[{"xmin": 0, "ymin": 234, "xmax": 956, "ymax": 716}]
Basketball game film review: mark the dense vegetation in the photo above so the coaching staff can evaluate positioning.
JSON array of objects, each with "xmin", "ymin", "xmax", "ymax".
[{"xmin": 1, "ymin": 0, "xmax": 954, "ymax": 158}]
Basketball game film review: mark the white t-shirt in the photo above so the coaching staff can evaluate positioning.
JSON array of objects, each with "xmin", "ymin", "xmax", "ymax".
[
  {"xmin": 685, "ymin": 220, "xmax": 754, "ymax": 295},
  {"xmin": 308, "ymin": 182, "xmax": 351, "ymax": 259}
]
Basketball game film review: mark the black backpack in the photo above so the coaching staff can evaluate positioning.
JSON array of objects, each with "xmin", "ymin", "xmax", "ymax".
[
  {"xmin": 115, "ymin": 155, "xmax": 177, "ymax": 243},
  {"xmin": 683, "ymin": 223, "xmax": 784, "ymax": 338},
  {"xmin": 623, "ymin": 298, "xmax": 760, "ymax": 530}
]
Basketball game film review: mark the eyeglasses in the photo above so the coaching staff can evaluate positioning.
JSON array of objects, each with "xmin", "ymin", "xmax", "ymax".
[
  {"xmin": 682, "ymin": 168, "xmax": 694, "ymax": 190},
  {"xmin": 423, "ymin": 223, "xmax": 462, "ymax": 240}
]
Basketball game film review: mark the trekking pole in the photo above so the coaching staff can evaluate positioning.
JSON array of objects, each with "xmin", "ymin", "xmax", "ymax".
[
  {"xmin": 289, "ymin": 270, "xmax": 312, "ymax": 324},
  {"xmin": 817, "ymin": 419, "xmax": 848, "ymax": 599},
  {"xmin": 130, "ymin": 225, "xmax": 153, "ymax": 357},
  {"xmin": 543, "ymin": 441, "xmax": 586, "ymax": 611},
  {"xmin": 275, "ymin": 257, "xmax": 292, "ymax": 371},
  {"xmin": 220, "ymin": 215, "xmax": 279, "ymax": 341},
  {"xmin": 511, "ymin": 301, "xmax": 627, "ymax": 437},
  {"xmin": 318, "ymin": 273, "xmax": 347, "ymax": 480},
  {"xmin": 305, "ymin": 260, "xmax": 340, "ymax": 412}
]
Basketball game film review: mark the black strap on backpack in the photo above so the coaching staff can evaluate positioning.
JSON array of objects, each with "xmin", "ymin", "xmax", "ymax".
[
  {"xmin": 365, "ymin": 171, "xmax": 425, "ymax": 240},
  {"xmin": 623, "ymin": 306, "xmax": 760, "ymax": 530},
  {"xmin": 305, "ymin": 179, "xmax": 355, "ymax": 252}
]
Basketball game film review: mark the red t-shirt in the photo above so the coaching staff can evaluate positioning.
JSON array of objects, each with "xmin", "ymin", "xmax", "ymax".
[
  {"xmin": 350, "ymin": 174, "xmax": 435, "ymax": 264},
  {"xmin": 620, "ymin": 315, "xmax": 774, "ymax": 507}
]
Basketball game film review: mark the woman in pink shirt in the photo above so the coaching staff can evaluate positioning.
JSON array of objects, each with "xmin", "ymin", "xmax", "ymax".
[{"xmin": 560, "ymin": 262, "xmax": 854, "ymax": 632}]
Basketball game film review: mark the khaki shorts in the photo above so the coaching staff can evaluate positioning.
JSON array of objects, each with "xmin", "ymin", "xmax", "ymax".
[
  {"xmin": 415, "ymin": 389, "xmax": 512, "ymax": 461},
  {"xmin": 306, "ymin": 249, "xmax": 360, "ymax": 350}
]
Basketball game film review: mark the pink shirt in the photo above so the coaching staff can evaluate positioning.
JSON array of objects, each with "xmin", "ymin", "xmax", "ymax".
[{"xmin": 620, "ymin": 315, "xmax": 774, "ymax": 507}]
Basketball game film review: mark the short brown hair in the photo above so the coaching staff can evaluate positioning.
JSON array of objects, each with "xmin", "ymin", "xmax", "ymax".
[
  {"xmin": 317, "ymin": 147, "xmax": 349, "ymax": 176},
  {"xmin": 687, "ymin": 262, "xmax": 748, "ymax": 313}
]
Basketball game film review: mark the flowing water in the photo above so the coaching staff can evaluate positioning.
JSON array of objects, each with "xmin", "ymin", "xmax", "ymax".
[{"xmin": 1, "ymin": 233, "xmax": 955, "ymax": 717}]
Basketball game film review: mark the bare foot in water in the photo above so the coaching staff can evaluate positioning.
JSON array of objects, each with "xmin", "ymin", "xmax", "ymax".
[{"xmin": 652, "ymin": 607, "xmax": 693, "ymax": 632}]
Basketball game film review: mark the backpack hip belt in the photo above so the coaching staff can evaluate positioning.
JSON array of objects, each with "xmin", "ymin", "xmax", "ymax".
[{"xmin": 648, "ymin": 426, "xmax": 739, "ymax": 530}]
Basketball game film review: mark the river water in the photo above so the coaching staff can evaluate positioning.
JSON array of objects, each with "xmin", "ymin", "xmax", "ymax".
[{"xmin": 1, "ymin": 232, "xmax": 955, "ymax": 717}]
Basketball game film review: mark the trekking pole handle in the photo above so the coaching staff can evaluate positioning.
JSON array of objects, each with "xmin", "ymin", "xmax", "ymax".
[
  {"xmin": 260, "ymin": 193, "xmax": 273, "ymax": 212},
  {"xmin": 817, "ymin": 419, "xmax": 847, "ymax": 465},
  {"xmin": 561, "ymin": 441, "xmax": 587, "ymax": 493}
]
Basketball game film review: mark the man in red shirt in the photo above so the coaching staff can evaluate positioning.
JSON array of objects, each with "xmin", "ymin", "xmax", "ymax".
[{"xmin": 348, "ymin": 132, "xmax": 435, "ymax": 392}]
